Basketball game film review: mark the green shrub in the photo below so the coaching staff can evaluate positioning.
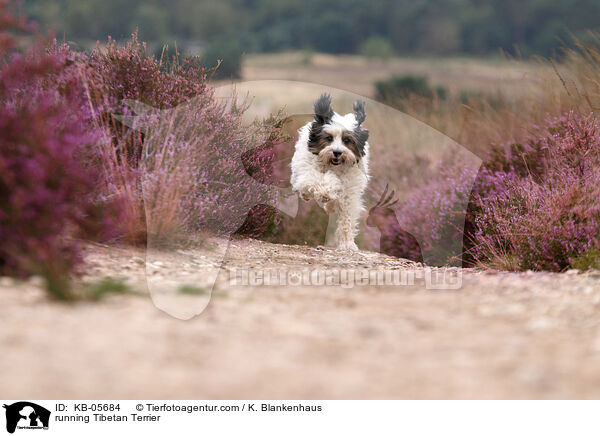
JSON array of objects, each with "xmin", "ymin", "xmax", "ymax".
[
  {"xmin": 359, "ymin": 36, "xmax": 395, "ymax": 60},
  {"xmin": 374, "ymin": 75, "xmax": 446, "ymax": 104},
  {"xmin": 177, "ymin": 285, "xmax": 208, "ymax": 295},
  {"xmin": 300, "ymin": 47, "xmax": 314, "ymax": 65},
  {"xmin": 86, "ymin": 277, "xmax": 133, "ymax": 301},
  {"xmin": 571, "ymin": 250, "xmax": 600, "ymax": 271},
  {"xmin": 201, "ymin": 40, "xmax": 242, "ymax": 80}
]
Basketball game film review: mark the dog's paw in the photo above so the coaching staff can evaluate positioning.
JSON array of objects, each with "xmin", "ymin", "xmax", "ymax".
[
  {"xmin": 316, "ymin": 187, "xmax": 339, "ymax": 203},
  {"xmin": 314, "ymin": 190, "xmax": 339, "ymax": 214},
  {"xmin": 324, "ymin": 201, "xmax": 337, "ymax": 214},
  {"xmin": 317, "ymin": 193, "xmax": 331, "ymax": 203},
  {"xmin": 298, "ymin": 187, "xmax": 314, "ymax": 201},
  {"xmin": 337, "ymin": 240, "xmax": 359, "ymax": 251}
]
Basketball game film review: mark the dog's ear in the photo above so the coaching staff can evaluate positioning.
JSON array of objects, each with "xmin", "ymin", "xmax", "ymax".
[
  {"xmin": 313, "ymin": 93, "xmax": 333, "ymax": 124},
  {"xmin": 352, "ymin": 100, "xmax": 368, "ymax": 158},
  {"xmin": 355, "ymin": 127, "xmax": 369, "ymax": 157},
  {"xmin": 353, "ymin": 100, "xmax": 366, "ymax": 125}
]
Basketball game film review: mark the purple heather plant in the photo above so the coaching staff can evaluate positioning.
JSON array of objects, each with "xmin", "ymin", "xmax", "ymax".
[
  {"xmin": 0, "ymin": 2, "xmax": 119, "ymax": 298},
  {"xmin": 377, "ymin": 112, "xmax": 600, "ymax": 271},
  {"xmin": 0, "ymin": 7, "xmax": 287, "ymax": 297},
  {"xmin": 392, "ymin": 162, "xmax": 477, "ymax": 266},
  {"xmin": 73, "ymin": 32, "xmax": 287, "ymax": 245},
  {"xmin": 77, "ymin": 33, "xmax": 214, "ymax": 243},
  {"xmin": 467, "ymin": 111, "xmax": 600, "ymax": 271},
  {"xmin": 136, "ymin": 102, "xmax": 288, "ymax": 247}
]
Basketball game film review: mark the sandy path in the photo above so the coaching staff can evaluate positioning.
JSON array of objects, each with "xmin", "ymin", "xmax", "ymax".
[{"xmin": 1, "ymin": 239, "xmax": 600, "ymax": 399}]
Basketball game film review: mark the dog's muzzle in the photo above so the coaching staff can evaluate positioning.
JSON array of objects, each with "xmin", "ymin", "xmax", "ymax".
[{"xmin": 330, "ymin": 150, "xmax": 343, "ymax": 166}]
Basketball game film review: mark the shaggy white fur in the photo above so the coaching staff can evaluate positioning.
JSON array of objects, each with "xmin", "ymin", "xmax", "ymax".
[{"xmin": 290, "ymin": 98, "xmax": 370, "ymax": 250}]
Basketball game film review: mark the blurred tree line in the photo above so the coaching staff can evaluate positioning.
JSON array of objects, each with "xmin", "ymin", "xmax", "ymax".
[{"xmin": 26, "ymin": 0, "xmax": 600, "ymax": 57}]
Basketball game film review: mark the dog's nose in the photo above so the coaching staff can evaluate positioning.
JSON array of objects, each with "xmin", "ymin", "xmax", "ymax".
[{"xmin": 333, "ymin": 150, "xmax": 342, "ymax": 158}]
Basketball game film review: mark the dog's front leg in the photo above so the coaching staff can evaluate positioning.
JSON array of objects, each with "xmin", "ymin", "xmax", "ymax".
[
  {"xmin": 295, "ymin": 171, "xmax": 342, "ymax": 209},
  {"xmin": 292, "ymin": 170, "xmax": 323, "ymax": 201},
  {"xmin": 298, "ymin": 184, "xmax": 327, "ymax": 203},
  {"xmin": 334, "ymin": 195, "xmax": 362, "ymax": 250},
  {"xmin": 313, "ymin": 171, "xmax": 343, "ymax": 213}
]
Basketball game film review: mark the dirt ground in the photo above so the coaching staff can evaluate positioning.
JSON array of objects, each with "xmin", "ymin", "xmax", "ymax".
[{"xmin": 2, "ymin": 238, "xmax": 600, "ymax": 399}]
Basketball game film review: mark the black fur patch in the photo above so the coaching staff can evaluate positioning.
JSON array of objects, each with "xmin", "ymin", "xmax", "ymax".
[
  {"xmin": 352, "ymin": 126, "xmax": 369, "ymax": 157},
  {"xmin": 340, "ymin": 132, "xmax": 362, "ymax": 160},
  {"xmin": 313, "ymin": 93, "xmax": 333, "ymax": 124},
  {"xmin": 352, "ymin": 99, "xmax": 368, "ymax": 160},
  {"xmin": 353, "ymin": 100, "xmax": 366, "ymax": 125},
  {"xmin": 308, "ymin": 123, "xmax": 330, "ymax": 154},
  {"xmin": 308, "ymin": 93, "xmax": 334, "ymax": 154}
]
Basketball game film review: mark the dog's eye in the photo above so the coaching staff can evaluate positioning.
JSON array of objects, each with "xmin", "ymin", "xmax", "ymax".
[
  {"xmin": 326, "ymin": 135, "xmax": 333, "ymax": 142},
  {"xmin": 343, "ymin": 137, "xmax": 351, "ymax": 145}
]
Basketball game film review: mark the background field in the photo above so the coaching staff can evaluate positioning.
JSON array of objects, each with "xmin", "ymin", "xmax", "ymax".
[{"xmin": 241, "ymin": 52, "xmax": 545, "ymax": 101}]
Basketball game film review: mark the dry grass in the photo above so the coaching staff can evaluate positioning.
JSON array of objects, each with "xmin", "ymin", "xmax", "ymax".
[{"xmin": 237, "ymin": 48, "xmax": 600, "ymax": 157}]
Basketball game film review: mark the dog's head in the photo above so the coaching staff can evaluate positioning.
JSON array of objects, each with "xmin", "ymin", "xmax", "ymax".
[{"xmin": 308, "ymin": 93, "xmax": 369, "ymax": 168}]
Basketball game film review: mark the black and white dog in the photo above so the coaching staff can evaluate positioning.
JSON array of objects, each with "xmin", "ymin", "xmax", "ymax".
[{"xmin": 290, "ymin": 94, "xmax": 370, "ymax": 250}]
